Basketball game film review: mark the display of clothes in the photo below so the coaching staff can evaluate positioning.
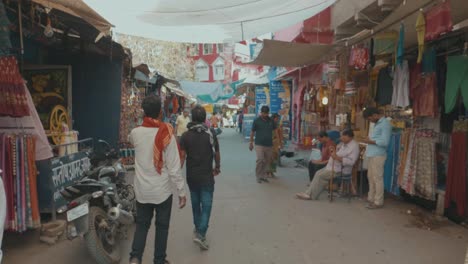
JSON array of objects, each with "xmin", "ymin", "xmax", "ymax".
[
  {"xmin": 445, "ymin": 120, "xmax": 468, "ymax": 217},
  {"xmin": 391, "ymin": 60, "xmax": 410, "ymax": 108},
  {"xmin": 383, "ymin": 132, "xmax": 401, "ymax": 196},
  {"xmin": 398, "ymin": 129, "xmax": 438, "ymax": 201},
  {"xmin": 424, "ymin": 0, "xmax": 453, "ymax": 41},
  {"xmin": 0, "ymin": 133, "xmax": 41, "ymax": 232},
  {"xmin": 0, "ymin": 56, "xmax": 30, "ymax": 117}
]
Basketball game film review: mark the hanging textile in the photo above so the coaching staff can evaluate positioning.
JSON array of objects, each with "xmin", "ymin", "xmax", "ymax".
[
  {"xmin": 349, "ymin": 47, "xmax": 369, "ymax": 70},
  {"xmin": 0, "ymin": 57, "xmax": 30, "ymax": 117},
  {"xmin": 384, "ymin": 132, "xmax": 401, "ymax": 196},
  {"xmin": 399, "ymin": 129, "xmax": 438, "ymax": 200},
  {"xmin": 445, "ymin": 121, "xmax": 468, "ymax": 217},
  {"xmin": 411, "ymin": 53, "xmax": 439, "ymax": 117},
  {"xmin": 424, "ymin": 0, "xmax": 453, "ymax": 41},
  {"xmin": 0, "ymin": 133, "xmax": 41, "ymax": 232},
  {"xmin": 396, "ymin": 23, "xmax": 405, "ymax": 66},
  {"xmin": 375, "ymin": 66, "xmax": 394, "ymax": 106},
  {"xmin": 444, "ymin": 56, "xmax": 468, "ymax": 114},
  {"xmin": 373, "ymin": 31, "xmax": 398, "ymax": 57},
  {"xmin": 391, "ymin": 60, "xmax": 410, "ymax": 108},
  {"xmin": 416, "ymin": 11, "xmax": 425, "ymax": 64}
]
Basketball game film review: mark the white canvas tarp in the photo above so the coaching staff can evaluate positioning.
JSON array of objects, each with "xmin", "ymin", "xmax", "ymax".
[{"xmin": 83, "ymin": 0, "xmax": 335, "ymax": 43}]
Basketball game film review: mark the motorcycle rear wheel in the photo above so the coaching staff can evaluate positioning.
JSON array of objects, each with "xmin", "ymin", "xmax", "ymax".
[{"xmin": 84, "ymin": 207, "xmax": 121, "ymax": 264}]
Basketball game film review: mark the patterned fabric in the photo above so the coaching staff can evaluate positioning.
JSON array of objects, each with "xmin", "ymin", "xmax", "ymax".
[
  {"xmin": 0, "ymin": 57, "xmax": 30, "ymax": 117},
  {"xmin": 141, "ymin": 117, "xmax": 177, "ymax": 174},
  {"xmin": 399, "ymin": 129, "xmax": 438, "ymax": 200},
  {"xmin": 349, "ymin": 47, "xmax": 369, "ymax": 70}
]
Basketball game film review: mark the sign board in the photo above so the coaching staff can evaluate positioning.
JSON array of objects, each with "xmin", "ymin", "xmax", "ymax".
[
  {"xmin": 255, "ymin": 86, "xmax": 269, "ymax": 115},
  {"xmin": 203, "ymin": 104, "xmax": 214, "ymax": 114},
  {"xmin": 49, "ymin": 152, "xmax": 91, "ymax": 208},
  {"xmin": 270, "ymin": 80, "xmax": 292, "ymax": 140},
  {"xmin": 242, "ymin": 114, "xmax": 256, "ymax": 140}
]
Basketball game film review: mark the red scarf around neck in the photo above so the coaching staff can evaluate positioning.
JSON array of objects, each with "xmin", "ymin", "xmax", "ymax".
[{"xmin": 141, "ymin": 117, "xmax": 179, "ymax": 174}]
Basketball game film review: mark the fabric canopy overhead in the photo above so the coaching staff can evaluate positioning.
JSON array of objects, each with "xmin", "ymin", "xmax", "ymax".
[
  {"xmin": 83, "ymin": 0, "xmax": 335, "ymax": 43},
  {"xmin": 32, "ymin": 0, "xmax": 113, "ymax": 36},
  {"xmin": 250, "ymin": 39, "xmax": 333, "ymax": 67}
]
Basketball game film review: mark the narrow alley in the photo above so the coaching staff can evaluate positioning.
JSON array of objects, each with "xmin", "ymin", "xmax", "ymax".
[{"xmin": 3, "ymin": 129, "xmax": 468, "ymax": 264}]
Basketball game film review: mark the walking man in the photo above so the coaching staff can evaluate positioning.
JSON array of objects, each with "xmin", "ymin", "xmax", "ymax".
[
  {"xmin": 129, "ymin": 96, "xmax": 187, "ymax": 264},
  {"xmin": 176, "ymin": 110, "xmax": 190, "ymax": 141},
  {"xmin": 180, "ymin": 105, "xmax": 221, "ymax": 250},
  {"xmin": 249, "ymin": 106, "xmax": 276, "ymax": 183},
  {"xmin": 360, "ymin": 107, "xmax": 392, "ymax": 209}
]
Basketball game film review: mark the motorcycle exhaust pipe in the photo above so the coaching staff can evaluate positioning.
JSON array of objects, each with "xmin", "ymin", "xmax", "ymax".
[{"xmin": 108, "ymin": 206, "xmax": 134, "ymax": 225}]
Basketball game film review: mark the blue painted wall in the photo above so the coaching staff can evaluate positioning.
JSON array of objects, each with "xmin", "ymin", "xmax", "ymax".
[{"xmin": 13, "ymin": 36, "xmax": 123, "ymax": 146}]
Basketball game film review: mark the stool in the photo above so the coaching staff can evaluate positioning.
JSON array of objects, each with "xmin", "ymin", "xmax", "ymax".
[{"xmin": 333, "ymin": 174, "xmax": 353, "ymax": 202}]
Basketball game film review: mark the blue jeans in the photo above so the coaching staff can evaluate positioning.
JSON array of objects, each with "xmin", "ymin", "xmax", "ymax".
[{"xmin": 190, "ymin": 184, "xmax": 214, "ymax": 238}]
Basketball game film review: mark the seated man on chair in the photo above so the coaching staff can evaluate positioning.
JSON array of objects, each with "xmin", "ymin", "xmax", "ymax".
[
  {"xmin": 308, "ymin": 131, "xmax": 336, "ymax": 183},
  {"xmin": 296, "ymin": 129, "xmax": 359, "ymax": 201}
]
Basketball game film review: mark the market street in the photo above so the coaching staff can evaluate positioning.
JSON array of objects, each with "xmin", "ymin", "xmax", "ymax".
[{"xmin": 2, "ymin": 129, "xmax": 468, "ymax": 264}]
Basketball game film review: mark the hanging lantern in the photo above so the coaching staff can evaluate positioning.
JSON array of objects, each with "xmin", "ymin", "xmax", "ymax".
[{"xmin": 44, "ymin": 16, "xmax": 54, "ymax": 38}]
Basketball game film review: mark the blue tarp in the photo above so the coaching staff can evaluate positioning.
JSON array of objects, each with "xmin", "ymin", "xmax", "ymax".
[{"xmin": 179, "ymin": 80, "xmax": 245, "ymax": 103}]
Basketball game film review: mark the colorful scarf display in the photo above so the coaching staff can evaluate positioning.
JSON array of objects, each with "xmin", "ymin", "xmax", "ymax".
[
  {"xmin": 0, "ymin": 57, "xmax": 30, "ymax": 117},
  {"xmin": 0, "ymin": 133, "xmax": 40, "ymax": 232}
]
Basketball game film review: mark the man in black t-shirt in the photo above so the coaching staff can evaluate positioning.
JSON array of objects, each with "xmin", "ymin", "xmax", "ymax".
[
  {"xmin": 180, "ymin": 105, "xmax": 221, "ymax": 251},
  {"xmin": 249, "ymin": 106, "xmax": 277, "ymax": 183}
]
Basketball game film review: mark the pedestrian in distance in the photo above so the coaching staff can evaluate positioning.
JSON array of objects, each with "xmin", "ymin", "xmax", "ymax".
[
  {"xmin": 249, "ymin": 106, "xmax": 277, "ymax": 183},
  {"xmin": 175, "ymin": 110, "xmax": 190, "ymax": 142},
  {"xmin": 129, "ymin": 96, "xmax": 187, "ymax": 264},
  {"xmin": 180, "ymin": 105, "xmax": 221, "ymax": 250}
]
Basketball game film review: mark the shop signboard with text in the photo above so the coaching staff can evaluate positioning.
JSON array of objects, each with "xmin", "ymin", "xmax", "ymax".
[
  {"xmin": 270, "ymin": 80, "xmax": 292, "ymax": 140},
  {"xmin": 255, "ymin": 85, "xmax": 269, "ymax": 115}
]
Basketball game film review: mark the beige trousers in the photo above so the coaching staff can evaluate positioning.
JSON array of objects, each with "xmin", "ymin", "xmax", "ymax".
[
  {"xmin": 255, "ymin": 145, "xmax": 273, "ymax": 180},
  {"xmin": 367, "ymin": 156, "xmax": 387, "ymax": 206}
]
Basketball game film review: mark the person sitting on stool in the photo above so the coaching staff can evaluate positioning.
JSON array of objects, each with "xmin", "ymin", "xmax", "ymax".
[
  {"xmin": 308, "ymin": 131, "xmax": 336, "ymax": 183},
  {"xmin": 296, "ymin": 129, "xmax": 359, "ymax": 201}
]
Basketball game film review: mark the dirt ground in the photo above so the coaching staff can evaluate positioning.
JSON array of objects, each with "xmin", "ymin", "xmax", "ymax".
[{"xmin": 3, "ymin": 129, "xmax": 468, "ymax": 264}]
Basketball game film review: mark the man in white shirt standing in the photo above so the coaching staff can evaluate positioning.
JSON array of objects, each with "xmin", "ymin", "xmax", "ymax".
[
  {"xmin": 175, "ymin": 110, "xmax": 190, "ymax": 141},
  {"xmin": 129, "ymin": 96, "xmax": 187, "ymax": 264}
]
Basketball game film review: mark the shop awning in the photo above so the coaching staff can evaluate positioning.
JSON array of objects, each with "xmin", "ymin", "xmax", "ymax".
[
  {"xmin": 164, "ymin": 83, "xmax": 188, "ymax": 98},
  {"xmin": 32, "ymin": 0, "xmax": 113, "ymax": 38},
  {"xmin": 249, "ymin": 40, "xmax": 334, "ymax": 67},
  {"xmin": 242, "ymin": 73, "xmax": 269, "ymax": 85},
  {"xmin": 179, "ymin": 81, "xmax": 232, "ymax": 103}
]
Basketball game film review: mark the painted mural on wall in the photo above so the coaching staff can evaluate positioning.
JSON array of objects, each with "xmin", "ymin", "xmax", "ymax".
[{"xmin": 23, "ymin": 66, "xmax": 71, "ymax": 130}]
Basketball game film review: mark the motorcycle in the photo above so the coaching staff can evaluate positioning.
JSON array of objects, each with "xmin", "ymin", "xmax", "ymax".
[{"xmin": 57, "ymin": 140, "xmax": 136, "ymax": 264}]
